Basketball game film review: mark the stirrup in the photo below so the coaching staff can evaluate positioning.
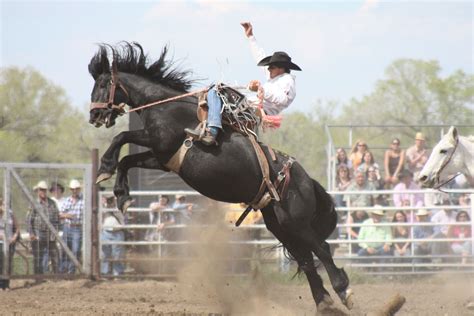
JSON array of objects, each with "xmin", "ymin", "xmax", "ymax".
[
  {"xmin": 184, "ymin": 127, "xmax": 201, "ymax": 139},
  {"xmin": 184, "ymin": 122, "xmax": 206, "ymax": 140}
]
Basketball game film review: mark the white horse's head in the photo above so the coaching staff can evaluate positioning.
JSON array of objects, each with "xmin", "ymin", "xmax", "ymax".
[{"xmin": 418, "ymin": 126, "xmax": 460, "ymax": 188}]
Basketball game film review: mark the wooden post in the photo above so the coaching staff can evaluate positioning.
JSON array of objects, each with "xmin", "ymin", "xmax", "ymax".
[{"xmin": 91, "ymin": 149, "xmax": 100, "ymax": 279}]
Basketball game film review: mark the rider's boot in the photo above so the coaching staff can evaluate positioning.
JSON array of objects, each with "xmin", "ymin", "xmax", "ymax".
[{"xmin": 201, "ymin": 127, "xmax": 219, "ymax": 146}]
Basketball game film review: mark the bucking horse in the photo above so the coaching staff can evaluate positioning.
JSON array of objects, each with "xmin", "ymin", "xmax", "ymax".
[{"xmin": 88, "ymin": 42, "xmax": 353, "ymax": 311}]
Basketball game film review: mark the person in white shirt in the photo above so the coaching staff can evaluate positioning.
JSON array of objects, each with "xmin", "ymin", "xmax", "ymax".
[{"xmin": 185, "ymin": 22, "xmax": 301, "ymax": 146}]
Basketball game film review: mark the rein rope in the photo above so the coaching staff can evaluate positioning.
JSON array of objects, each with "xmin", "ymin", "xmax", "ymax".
[
  {"xmin": 434, "ymin": 137, "xmax": 460, "ymax": 191},
  {"xmin": 127, "ymin": 87, "xmax": 209, "ymax": 113}
]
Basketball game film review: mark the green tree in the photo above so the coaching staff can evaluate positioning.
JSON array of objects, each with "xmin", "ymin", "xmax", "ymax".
[
  {"xmin": 0, "ymin": 66, "xmax": 128, "ymax": 163},
  {"xmin": 339, "ymin": 59, "xmax": 473, "ymax": 141}
]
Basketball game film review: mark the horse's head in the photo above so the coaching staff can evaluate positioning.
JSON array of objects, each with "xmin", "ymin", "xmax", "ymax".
[
  {"xmin": 88, "ymin": 42, "xmax": 195, "ymax": 128},
  {"xmin": 88, "ymin": 46, "xmax": 129, "ymax": 128},
  {"xmin": 418, "ymin": 126, "xmax": 459, "ymax": 187},
  {"xmin": 89, "ymin": 71, "xmax": 129, "ymax": 128}
]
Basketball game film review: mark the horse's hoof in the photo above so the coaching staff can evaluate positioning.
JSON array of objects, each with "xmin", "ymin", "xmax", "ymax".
[
  {"xmin": 340, "ymin": 288, "xmax": 354, "ymax": 310},
  {"xmin": 96, "ymin": 173, "xmax": 112, "ymax": 184},
  {"xmin": 122, "ymin": 199, "xmax": 135, "ymax": 213},
  {"xmin": 317, "ymin": 295, "xmax": 334, "ymax": 311}
]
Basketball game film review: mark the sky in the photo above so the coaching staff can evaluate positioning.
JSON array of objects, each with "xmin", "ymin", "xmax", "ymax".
[{"xmin": 1, "ymin": 0, "xmax": 472, "ymax": 114}]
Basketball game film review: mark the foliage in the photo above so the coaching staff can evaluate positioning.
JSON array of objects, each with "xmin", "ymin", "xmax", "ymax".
[
  {"xmin": 1, "ymin": 59, "xmax": 472, "ymax": 189},
  {"xmin": 263, "ymin": 59, "xmax": 473, "ymax": 186},
  {"xmin": 261, "ymin": 101, "xmax": 338, "ymax": 183},
  {"xmin": 0, "ymin": 66, "xmax": 128, "ymax": 163}
]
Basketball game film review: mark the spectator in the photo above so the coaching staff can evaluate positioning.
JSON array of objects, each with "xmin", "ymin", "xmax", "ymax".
[
  {"xmin": 151, "ymin": 198, "xmax": 176, "ymax": 242},
  {"xmin": 392, "ymin": 211, "xmax": 411, "ymax": 257},
  {"xmin": 49, "ymin": 182, "xmax": 66, "ymax": 211},
  {"xmin": 448, "ymin": 211, "xmax": 471, "ymax": 264},
  {"xmin": 49, "ymin": 182, "xmax": 66, "ymax": 270},
  {"xmin": 413, "ymin": 209, "xmax": 434, "ymax": 264},
  {"xmin": 349, "ymin": 140, "xmax": 369, "ymax": 171},
  {"xmin": 172, "ymin": 195, "xmax": 194, "ymax": 225},
  {"xmin": 343, "ymin": 170, "xmax": 376, "ymax": 208},
  {"xmin": 358, "ymin": 151, "xmax": 381, "ymax": 180},
  {"xmin": 335, "ymin": 164, "xmax": 352, "ymax": 207},
  {"xmin": 393, "ymin": 170, "xmax": 424, "ymax": 209},
  {"xmin": 405, "ymin": 132, "xmax": 429, "ymax": 182},
  {"xmin": 384, "ymin": 137, "xmax": 405, "ymax": 188},
  {"xmin": 101, "ymin": 208, "xmax": 126, "ymax": 277},
  {"xmin": 346, "ymin": 210, "xmax": 369, "ymax": 254},
  {"xmin": 335, "ymin": 147, "xmax": 352, "ymax": 170},
  {"xmin": 27, "ymin": 181, "xmax": 60, "ymax": 274},
  {"xmin": 430, "ymin": 202, "xmax": 457, "ymax": 262},
  {"xmin": 367, "ymin": 166, "xmax": 384, "ymax": 192},
  {"xmin": 60, "ymin": 179, "xmax": 85, "ymax": 274},
  {"xmin": 0, "ymin": 197, "xmax": 20, "ymax": 290},
  {"xmin": 357, "ymin": 206, "xmax": 393, "ymax": 257},
  {"xmin": 458, "ymin": 193, "xmax": 471, "ymax": 207},
  {"xmin": 147, "ymin": 195, "xmax": 170, "ymax": 242}
]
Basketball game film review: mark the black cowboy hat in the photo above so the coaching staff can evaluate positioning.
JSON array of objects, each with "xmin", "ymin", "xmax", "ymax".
[{"xmin": 257, "ymin": 51, "xmax": 302, "ymax": 71}]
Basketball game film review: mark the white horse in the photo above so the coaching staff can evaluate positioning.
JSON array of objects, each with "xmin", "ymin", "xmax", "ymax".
[{"xmin": 418, "ymin": 126, "xmax": 474, "ymax": 188}]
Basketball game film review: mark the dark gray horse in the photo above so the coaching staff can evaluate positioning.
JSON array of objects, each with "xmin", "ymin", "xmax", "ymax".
[{"xmin": 88, "ymin": 42, "xmax": 353, "ymax": 310}]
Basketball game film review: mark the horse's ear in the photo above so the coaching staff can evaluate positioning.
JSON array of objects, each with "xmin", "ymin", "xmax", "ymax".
[{"xmin": 448, "ymin": 126, "xmax": 458, "ymax": 143}]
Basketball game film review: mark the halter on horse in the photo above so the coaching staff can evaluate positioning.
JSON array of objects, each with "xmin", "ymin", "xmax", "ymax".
[{"xmin": 418, "ymin": 126, "xmax": 474, "ymax": 188}]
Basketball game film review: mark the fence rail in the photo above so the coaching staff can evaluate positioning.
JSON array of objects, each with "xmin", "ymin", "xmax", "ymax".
[{"xmin": 96, "ymin": 189, "xmax": 474, "ymax": 278}]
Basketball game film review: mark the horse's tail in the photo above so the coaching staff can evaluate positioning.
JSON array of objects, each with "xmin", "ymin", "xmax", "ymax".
[{"xmin": 310, "ymin": 178, "xmax": 338, "ymax": 241}]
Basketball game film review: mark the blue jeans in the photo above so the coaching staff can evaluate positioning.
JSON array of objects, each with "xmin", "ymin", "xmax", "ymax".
[
  {"xmin": 101, "ymin": 230, "xmax": 125, "ymax": 276},
  {"xmin": 207, "ymin": 88, "xmax": 223, "ymax": 129},
  {"xmin": 60, "ymin": 226, "xmax": 82, "ymax": 274},
  {"xmin": 357, "ymin": 246, "xmax": 392, "ymax": 257},
  {"xmin": 32, "ymin": 239, "xmax": 58, "ymax": 274}
]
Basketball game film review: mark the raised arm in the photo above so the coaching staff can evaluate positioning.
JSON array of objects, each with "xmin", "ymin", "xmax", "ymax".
[{"xmin": 241, "ymin": 22, "xmax": 268, "ymax": 78}]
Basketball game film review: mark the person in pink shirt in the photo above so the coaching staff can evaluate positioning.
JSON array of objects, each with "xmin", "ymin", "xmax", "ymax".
[
  {"xmin": 448, "ymin": 211, "xmax": 471, "ymax": 264},
  {"xmin": 393, "ymin": 170, "xmax": 424, "ymax": 208}
]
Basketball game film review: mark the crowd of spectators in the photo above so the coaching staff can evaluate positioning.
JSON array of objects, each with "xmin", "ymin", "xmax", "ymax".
[{"xmin": 333, "ymin": 132, "xmax": 472, "ymax": 265}]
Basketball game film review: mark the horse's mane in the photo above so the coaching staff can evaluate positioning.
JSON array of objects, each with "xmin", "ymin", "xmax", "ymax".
[{"xmin": 88, "ymin": 42, "xmax": 194, "ymax": 92}]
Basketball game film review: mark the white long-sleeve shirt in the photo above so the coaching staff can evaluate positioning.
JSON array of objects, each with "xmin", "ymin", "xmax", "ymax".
[{"xmin": 247, "ymin": 36, "xmax": 297, "ymax": 116}]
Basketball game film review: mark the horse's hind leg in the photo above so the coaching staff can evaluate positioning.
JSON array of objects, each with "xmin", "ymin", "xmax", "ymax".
[
  {"xmin": 261, "ymin": 207, "xmax": 333, "ymax": 308},
  {"xmin": 312, "ymin": 240, "xmax": 353, "ymax": 309},
  {"xmin": 114, "ymin": 151, "xmax": 166, "ymax": 212}
]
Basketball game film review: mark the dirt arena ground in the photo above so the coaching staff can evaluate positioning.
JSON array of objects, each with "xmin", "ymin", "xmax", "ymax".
[{"xmin": 1, "ymin": 273, "xmax": 473, "ymax": 315}]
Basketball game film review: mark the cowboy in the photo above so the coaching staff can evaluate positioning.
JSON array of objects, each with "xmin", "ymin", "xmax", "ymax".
[
  {"xmin": 185, "ymin": 22, "xmax": 302, "ymax": 146},
  {"xmin": 406, "ymin": 132, "xmax": 430, "ymax": 181}
]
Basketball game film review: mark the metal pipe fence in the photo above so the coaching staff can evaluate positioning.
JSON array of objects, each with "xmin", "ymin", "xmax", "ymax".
[{"xmin": 97, "ymin": 188, "xmax": 474, "ymax": 278}]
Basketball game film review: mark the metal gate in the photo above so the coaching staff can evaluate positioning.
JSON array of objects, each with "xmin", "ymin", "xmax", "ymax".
[{"xmin": 1, "ymin": 162, "xmax": 92, "ymax": 281}]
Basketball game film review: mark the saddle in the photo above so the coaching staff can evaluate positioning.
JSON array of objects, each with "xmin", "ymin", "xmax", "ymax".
[
  {"xmin": 197, "ymin": 83, "xmax": 262, "ymax": 137},
  {"xmin": 165, "ymin": 84, "xmax": 295, "ymax": 222}
]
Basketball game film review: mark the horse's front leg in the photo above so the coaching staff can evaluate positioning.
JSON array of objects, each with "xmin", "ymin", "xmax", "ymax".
[
  {"xmin": 114, "ymin": 151, "xmax": 167, "ymax": 212},
  {"xmin": 97, "ymin": 129, "xmax": 152, "ymax": 183}
]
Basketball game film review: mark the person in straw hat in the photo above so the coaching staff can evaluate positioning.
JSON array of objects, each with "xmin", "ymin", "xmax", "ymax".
[
  {"xmin": 406, "ymin": 132, "xmax": 430, "ymax": 181},
  {"xmin": 185, "ymin": 21, "xmax": 302, "ymax": 146},
  {"xmin": 59, "ymin": 179, "xmax": 84, "ymax": 274},
  {"xmin": 26, "ymin": 180, "xmax": 60, "ymax": 274},
  {"xmin": 357, "ymin": 205, "xmax": 393, "ymax": 258}
]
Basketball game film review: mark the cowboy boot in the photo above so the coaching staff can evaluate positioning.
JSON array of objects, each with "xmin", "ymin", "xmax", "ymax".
[
  {"xmin": 201, "ymin": 132, "xmax": 217, "ymax": 146},
  {"xmin": 201, "ymin": 127, "xmax": 219, "ymax": 146}
]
